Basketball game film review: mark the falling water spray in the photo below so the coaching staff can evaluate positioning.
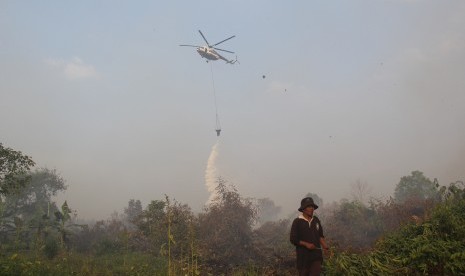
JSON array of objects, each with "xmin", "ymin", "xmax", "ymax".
[{"xmin": 204, "ymin": 140, "xmax": 219, "ymax": 204}]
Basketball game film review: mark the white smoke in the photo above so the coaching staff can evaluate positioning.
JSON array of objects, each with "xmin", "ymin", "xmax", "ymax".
[{"xmin": 205, "ymin": 141, "xmax": 220, "ymax": 204}]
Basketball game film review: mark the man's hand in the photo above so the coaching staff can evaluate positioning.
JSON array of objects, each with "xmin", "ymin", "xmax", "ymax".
[
  {"xmin": 323, "ymin": 247, "xmax": 334, "ymax": 258},
  {"xmin": 300, "ymin": 241, "xmax": 316, "ymax": 250}
]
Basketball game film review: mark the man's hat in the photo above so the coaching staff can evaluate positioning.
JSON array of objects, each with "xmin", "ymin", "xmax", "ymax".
[{"xmin": 298, "ymin": 197, "xmax": 319, "ymax": 211}]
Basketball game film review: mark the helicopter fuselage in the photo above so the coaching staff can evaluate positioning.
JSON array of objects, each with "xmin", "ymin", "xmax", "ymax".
[{"xmin": 196, "ymin": 46, "xmax": 221, "ymax": 61}]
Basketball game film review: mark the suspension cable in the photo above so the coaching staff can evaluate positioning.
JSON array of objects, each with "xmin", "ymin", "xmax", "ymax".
[{"xmin": 209, "ymin": 63, "xmax": 221, "ymax": 133}]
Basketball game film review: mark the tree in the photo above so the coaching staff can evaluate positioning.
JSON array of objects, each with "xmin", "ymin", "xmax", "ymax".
[
  {"xmin": 124, "ymin": 199, "xmax": 143, "ymax": 226},
  {"xmin": 0, "ymin": 168, "xmax": 67, "ymax": 251},
  {"xmin": 2, "ymin": 168, "xmax": 66, "ymax": 220},
  {"xmin": 256, "ymin": 197, "xmax": 281, "ymax": 225},
  {"xmin": 350, "ymin": 179, "xmax": 373, "ymax": 204},
  {"xmin": 197, "ymin": 177, "xmax": 258, "ymax": 269},
  {"xmin": 325, "ymin": 199, "xmax": 382, "ymax": 250},
  {"xmin": 372, "ymin": 181, "xmax": 465, "ymax": 275},
  {"xmin": 54, "ymin": 200, "xmax": 73, "ymax": 249},
  {"xmin": 305, "ymin": 192, "xmax": 323, "ymax": 207},
  {"xmin": 133, "ymin": 197, "xmax": 195, "ymax": 256},
  {"xmin": 137, "ymin": 200, "xmax": 165, "ymax": 235},
  {"xmin": 394, "ymin": 171, "xmax": 439, "ymax": 203},
  {"xmin": 0, "ymin": 143, "xmax": 35, "ymax": 195}
]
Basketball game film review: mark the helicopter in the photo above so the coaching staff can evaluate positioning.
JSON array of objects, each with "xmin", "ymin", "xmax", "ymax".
[{"xmin": 180, "ymin": 30, "xmax": 238, "ymax": 64}]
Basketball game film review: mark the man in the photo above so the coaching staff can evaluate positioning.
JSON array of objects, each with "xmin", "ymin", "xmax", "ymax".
[{"xmin": 290, "ymin": 197, "xmax": 329, "ymax": 276}]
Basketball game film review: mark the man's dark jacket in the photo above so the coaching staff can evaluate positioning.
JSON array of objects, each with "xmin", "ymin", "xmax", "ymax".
[{"xmin": 290, "ymin": 215, "xmax": 324, "ymax": 269}]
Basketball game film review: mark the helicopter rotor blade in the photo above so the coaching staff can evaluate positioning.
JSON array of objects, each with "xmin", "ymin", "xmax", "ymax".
[
  {"xmin": 212, "ymin": 35, "xmax": 235, "ymax": 47},
  {"xmin": 179, "ymin": 44, "xmax": 201, "ymax": 48},
  {"xmin": 213, "ymin": 47, "xmax": 235, "ymax": 54},
  {"xmin": 198, "ymin": 30, "xmax": 210, "ymax": 46}
]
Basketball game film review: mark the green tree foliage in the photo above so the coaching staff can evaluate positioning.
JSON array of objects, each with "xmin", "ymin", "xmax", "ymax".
[
  {"xmin": 0, "ymin": 143, "xmax": 35, "ymax": 195},
  {"xmin": 324, "ymin": 181, "xmax": 465, "ymax": 275},
  {"xmin": 54, "ymin": 201, "xmax": 74, "ymax": 250},
  {"xmin": 1, "ymin": 168, "xmax": 67, "ymax": 252},
  {"xmin": 70, "ymin": 218, "xmax": 132, "ymax": 255},
  {"xmin": 325, "ymin": 199, "xmax": 382, "ymax": 250},
  {"xmin": 161, "ymin": 196, "xmax": 196, "ymax": 256},
  {"xmin": 394, "ymin": 171, "xmax": 439, "ymax": 203},
  {"xmin": 133, "ymin": 197, "xmax": 195, "ymax": 258},
  {"xmin": 136, "ymin": 199, "xmax": 166, "ymax": 252},
  {"xmin": 124, "ymin": 199, "xmax": 143, "ymax": 226},
  {"xmin": 3, "ymin": 164, "xmax": 464, "ymax": 275},
  {"xmin": 438, "ymin": 180, "xmax": 465, "ymax": 202},
  {"xmin": 374, "ymin": 182, "xmax": 465, "ymax": 275},
  {"xmin": 2, "ymin": 168, "xmax": 66, "ymax": 218},
  {"xmin": 325, "ymin": 193, "xmax": 438, "ymax": 252},
  {"xmin": 374, "ymin": 196, "xmax": 436, "ymax": 234},
  {"xmin": 197, "ymin": 178, "xmax": 258, "ymax": 269}
]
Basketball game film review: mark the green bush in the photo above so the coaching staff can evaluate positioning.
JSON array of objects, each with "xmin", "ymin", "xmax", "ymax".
[
  {"xmin": 44, "ymin": 237, "xmax": 59, "ymax": 260},
  {"xmin": 324, "ymin": 182, "xmax": 465, "ymax": 275}
]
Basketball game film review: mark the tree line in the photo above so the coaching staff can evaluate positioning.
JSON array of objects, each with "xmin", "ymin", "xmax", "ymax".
[{"xmin": 1, "ymin": 142, "xmax": 464, "ymax": 275}]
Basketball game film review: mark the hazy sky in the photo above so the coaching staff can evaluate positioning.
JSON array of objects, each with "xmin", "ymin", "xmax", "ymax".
[{"xmin": 1, "ymin": 1, "xmax": 464, "ymax": 219}]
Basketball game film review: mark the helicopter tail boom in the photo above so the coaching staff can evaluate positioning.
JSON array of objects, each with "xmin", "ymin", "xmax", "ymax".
[{"xmin": 227, "ymin": 55, "xmax": 239, "ymax": 64}]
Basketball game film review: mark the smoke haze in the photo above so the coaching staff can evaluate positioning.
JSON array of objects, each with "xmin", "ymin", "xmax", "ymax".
[{"xmin": 1, "ymin": 1, "xmax": 465, "ymax": 219}]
